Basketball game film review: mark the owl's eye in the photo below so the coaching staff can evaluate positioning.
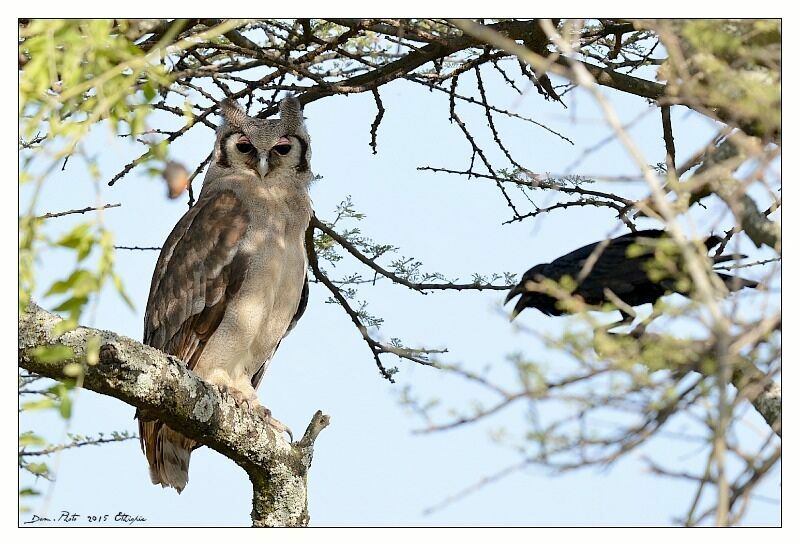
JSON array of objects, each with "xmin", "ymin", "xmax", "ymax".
[
  {"xmin": 235, "ymin": 136, "xmax": 254, "ymax": 154},
  {"xmin": 273, "ymin": 136, "xmax": 292, "ymax": 156}
]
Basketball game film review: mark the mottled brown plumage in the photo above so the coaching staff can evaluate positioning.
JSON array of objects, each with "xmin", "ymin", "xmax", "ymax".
[
  {"xmin": 138, "ymin": 190, "xmax": 250, "ymax": 490},
  {"xmin": 138, "ymin": 96, "xmax": 313, "ymax": 492}
]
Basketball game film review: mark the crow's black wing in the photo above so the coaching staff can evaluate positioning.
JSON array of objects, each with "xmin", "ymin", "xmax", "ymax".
[{"xmin": 564, "ymin": 231, "xmax": 666, "ymax": 306}]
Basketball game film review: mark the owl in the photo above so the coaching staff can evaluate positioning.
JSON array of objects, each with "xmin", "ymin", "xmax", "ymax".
[{"xmin": 137, "ymin": 96, "xmax": 313, "ymax": 493}]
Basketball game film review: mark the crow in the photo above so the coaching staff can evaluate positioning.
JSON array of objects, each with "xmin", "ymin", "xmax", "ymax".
[{"xmin": 505, "ymin": 229, "xmax": 758, "ymax": 320}]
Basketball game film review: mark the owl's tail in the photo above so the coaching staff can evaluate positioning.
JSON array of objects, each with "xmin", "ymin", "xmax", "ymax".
[{"xmin": 138, "ymin": 419, "xmax": 196, "ymax": 493}]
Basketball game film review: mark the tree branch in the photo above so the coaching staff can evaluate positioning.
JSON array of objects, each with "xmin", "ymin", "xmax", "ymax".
[
  {"xmin": 35, "ymin": 203, "xmax": 121, "ymax": 220},
  {"xmin": 624, "ymin": 333, "xmax": 782, "ymax": 438},
  {"xmin": 311, "ymin": 216, "xmax": 512, "ymax": 293},
  {"xmin": 18, "ymin": 302, "xmax": 329, "ymax": 527}
]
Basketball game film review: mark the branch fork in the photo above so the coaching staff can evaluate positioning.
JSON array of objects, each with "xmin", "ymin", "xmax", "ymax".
[{"xmin": 18, "ymin": 302, "xmax": 329, "ymax": 527}]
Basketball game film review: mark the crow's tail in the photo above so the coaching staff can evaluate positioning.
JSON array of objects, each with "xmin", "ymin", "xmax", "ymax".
[
  {"xmin": 717, "ymin": 273, "xmax": 759, "ymax": 291},
  {"xmin": 704, "ymin": 234, "xmax": 723, "ymax": 251}
]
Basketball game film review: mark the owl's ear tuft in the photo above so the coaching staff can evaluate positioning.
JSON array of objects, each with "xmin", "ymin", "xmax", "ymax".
[
  {"xmin": 279, "ymin": 95, "xmax": 304, "ymax": 131},
  {"xmin": 219, "ymin": 99, "xmax": 248, "ymax": 127}
]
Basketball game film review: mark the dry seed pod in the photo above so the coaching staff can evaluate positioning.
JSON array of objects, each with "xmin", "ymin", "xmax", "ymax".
[{"xmin": 163, "ymin": 161, "xmax": 190, "ymax": 199}]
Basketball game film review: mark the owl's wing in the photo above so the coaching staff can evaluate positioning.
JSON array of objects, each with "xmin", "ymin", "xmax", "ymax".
[
  {"xmin": 286, "ymin": 275, "xmax": 309, "ymax": 336},
  {"xmin": 249, "ymin": 274, "xmax": 309, "ymax": 391},
  {"xmin": 143, "ymin": 189, "xmax": 250, "ymax": 369}
]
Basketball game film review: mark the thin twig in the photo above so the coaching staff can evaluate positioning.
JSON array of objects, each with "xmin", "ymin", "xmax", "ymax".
[
  {"xmin": 369, "ymin": 88, "xmax": 385, "ymax": 154},
  {"xmin": 35, "ymin": 203, "xmax": 121, "ymax": 220},
  {"xmin": 114, "ymin": 245, "xmax": 162, "ymax": 251}
]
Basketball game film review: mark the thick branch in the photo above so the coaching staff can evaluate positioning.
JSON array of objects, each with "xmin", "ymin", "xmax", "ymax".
[
  {"xmin": 451, "ymin": 19, "xmax": 775, "ymax": 141},
  {"xmin": 295, "ymin": 19, "xmax": 664, "ymax": 108},
  {"xmin": 731, "ymin": 363, "xmax": 781, "ymax": 438},
  {"xmin": 18, "ymin": 302, "xmax": 329, "ymax": 527},
  {"xmin": 714, "ymin": 180, "xmax": 781, "ymax": 251},
  {"xmin": 692, "ymin": 138, "xmax": 781, "ymax": 251}
]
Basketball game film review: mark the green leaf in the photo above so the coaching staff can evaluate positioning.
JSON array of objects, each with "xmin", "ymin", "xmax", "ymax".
[
  {"xmin": 151, "ymin": 139, "xmax": 169, "ymax": 160},
  {"xmin": 56, "ymin": 223, "xmax": 92, "ymax": 249},
  {"xmin": 19, "ymin": 432, "xmax": 46, "ymax": 447},
  {"xmin": 52, "ymin": 295, "xmax": 88, "ymax": 314},
  {"xmin": 142, "ymin": 81, "xmax": 156, "ymax": 102},
  {"xmin": 45, "ymin": 269, "xmax": 96, "ymax": 297},
  {"xmin": 19, "ymin": 488, "xmax": 41, "ymax": 497},
  {"xmin": 30, "ymin": 344, "xmax": 75, "ymax": 364},
  {"xmin": 55, "ymin": 222, "xmax": 97, "ymax": 262},
  {"xmin": 51, "ymin": 318, "xmax": 79, "ymax": 336},
  {"xmin": 85, "ymin": 335, "xmax": 101, "ymax": 365},
  {"xmin": 24, "ymin": 462, "xmax": 49, "ymax": 477},
  {"xmin": 59, "ymin": 395, "xmax": 72, "ymax": 419},
  {"xmin": 130, "ymin": 110, "xmax": 146, "ymax": 136},
  {"xmin": 111, "ymin": 272, "xmax": 135, "ymax": 311},
  {"xmin": 182, "ymin": 99, "xmax": 195, "ymax": 124},
  {"xmin": 21, "ymin": 399, "xmax": 57, "ymax": 412},
  {"xmin": 62, "ymin": 363, "xmax": 84, "ymax": 377}
]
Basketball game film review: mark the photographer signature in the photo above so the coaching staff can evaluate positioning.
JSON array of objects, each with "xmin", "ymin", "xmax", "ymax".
[{"xmin": 23, "ymin": 510, "xmax": 146, "ymax": 525}]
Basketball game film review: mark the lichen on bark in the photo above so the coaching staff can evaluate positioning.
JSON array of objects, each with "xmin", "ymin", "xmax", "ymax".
[{"xmin": 18, "ymin": 301, "xmax": 330, "ymax": 527}]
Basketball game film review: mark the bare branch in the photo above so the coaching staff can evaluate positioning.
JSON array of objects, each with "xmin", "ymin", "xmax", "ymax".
[
  {"xmin": 114, "ymin": 245, "xmax": 162, "ymax": 251},
  {"xmin": 35, "ymin": 203, "xmax": 121, "ymax": 220},
  {"xmin": 369, "ymin": 88, "xmax": 385, "ymax": 154}
]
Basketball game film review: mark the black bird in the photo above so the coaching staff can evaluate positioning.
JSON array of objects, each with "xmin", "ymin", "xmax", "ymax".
[{"xmin": 505, "ymin": 229, "xmax": 758, "ymax": 320}]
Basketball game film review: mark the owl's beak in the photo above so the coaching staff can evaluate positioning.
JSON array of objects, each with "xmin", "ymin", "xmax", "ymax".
[{"xmin": 257, "ymin": 154, "xmax": 270, "ymax": 178}]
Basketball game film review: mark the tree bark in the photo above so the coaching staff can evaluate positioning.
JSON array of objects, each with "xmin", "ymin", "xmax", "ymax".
[{"xmin": 18, "ymin": 301, "xmax": 329, "ymax": 527}]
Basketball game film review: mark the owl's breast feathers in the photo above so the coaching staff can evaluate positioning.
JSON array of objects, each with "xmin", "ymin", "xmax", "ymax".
[{"xmin": 142, "ymin": 187, "xmax": 310, "ymax": 380}]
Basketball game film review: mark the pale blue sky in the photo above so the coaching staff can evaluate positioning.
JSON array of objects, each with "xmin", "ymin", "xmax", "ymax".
[{"xmin": 19, "ymin": 56, "xmax": 780, "ymax": 526}]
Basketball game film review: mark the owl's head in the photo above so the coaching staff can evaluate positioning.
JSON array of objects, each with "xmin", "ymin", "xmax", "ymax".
[{"xmin": 209, "ymin": 96, "xmax": 312, "ymax": 185}]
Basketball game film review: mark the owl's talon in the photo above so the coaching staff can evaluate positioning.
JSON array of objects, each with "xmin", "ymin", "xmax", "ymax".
[
  {"xmin": 254, "ymin": 405, "xmax": 293, "ymax": 442},
  {"xmin": 219, "ymin": 385, "xmax": 249, "ymax": 407},
  {"xmin": 219, "ymin": 385, "xmax": 262, "ymax": 417},
  {"xmin": 219, "ymin": 386, "xmax": 292, "ymax": 441}
]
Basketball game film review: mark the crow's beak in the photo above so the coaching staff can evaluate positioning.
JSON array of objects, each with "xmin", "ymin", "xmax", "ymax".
[
  {"xmin": 505, "ymin": 285, "xmax": 523, "ymax": 321},
  {"xmin": 257, "ymin": 154, "xmax": 269, "ymax": 178},
  {"xmin": 504, "ymin": 284, "xmax": 521, "ymax": 305}
]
